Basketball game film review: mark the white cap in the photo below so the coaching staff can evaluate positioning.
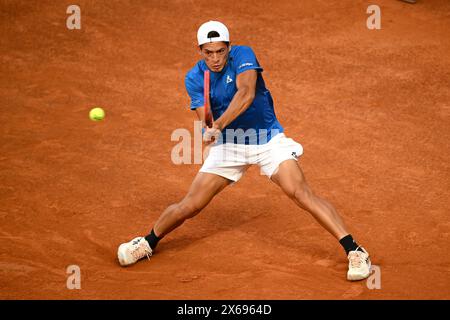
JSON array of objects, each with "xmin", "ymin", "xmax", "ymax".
[{"xmin": 197, "ymin": 21, "xmax": 230, "ymax": 46}]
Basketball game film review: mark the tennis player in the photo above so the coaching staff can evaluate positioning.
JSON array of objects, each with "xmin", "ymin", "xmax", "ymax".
[{"xmin": 118, "ymin": 21, "xmax": 372, "ymax": 281}]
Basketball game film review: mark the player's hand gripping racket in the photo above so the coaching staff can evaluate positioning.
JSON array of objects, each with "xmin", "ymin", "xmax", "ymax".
[{"xmin": 203, "ymin": 70, "xmax": 213, "ymax": 128}]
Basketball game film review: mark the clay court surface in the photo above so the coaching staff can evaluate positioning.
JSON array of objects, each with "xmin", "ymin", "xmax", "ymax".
[{"xmin": 1, "ymin": 0, "xmax": 450, "ymax": 299}]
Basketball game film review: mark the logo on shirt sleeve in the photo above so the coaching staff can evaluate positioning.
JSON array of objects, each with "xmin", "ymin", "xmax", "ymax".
[{"xmin": 239, "ymin": 62, "xmax": 254, "ymax": 69}]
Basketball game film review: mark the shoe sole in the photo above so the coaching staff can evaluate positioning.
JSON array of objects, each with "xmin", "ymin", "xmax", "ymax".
[{"xmin": 347, "ymin": 272, "xmax": 370, "ymax": 281}]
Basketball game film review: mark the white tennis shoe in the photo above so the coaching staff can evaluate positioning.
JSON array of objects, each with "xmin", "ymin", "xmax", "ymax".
[
  {"xmin": 347, "ymin": 247, "xmax": 371, "ymax": 281},
  {"xmin": 118, "ymin": 237, "xmax": 152, "ymax": 267}
]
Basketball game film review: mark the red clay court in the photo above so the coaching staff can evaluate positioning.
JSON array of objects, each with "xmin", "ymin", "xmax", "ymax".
[{"xmin": 1, "ymin": 0, "xmax": 449, "ymax": 299}]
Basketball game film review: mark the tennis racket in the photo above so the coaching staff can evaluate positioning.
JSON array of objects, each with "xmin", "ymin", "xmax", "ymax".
[{"xmin": 203, "ymin": 70, "xmax": 213, "ymax": 128}]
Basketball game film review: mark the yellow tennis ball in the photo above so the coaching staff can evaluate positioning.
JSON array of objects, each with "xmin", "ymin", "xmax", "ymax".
[{"xmin": 89, "ymin": 107, "xmax": 105, "ymax": 121}]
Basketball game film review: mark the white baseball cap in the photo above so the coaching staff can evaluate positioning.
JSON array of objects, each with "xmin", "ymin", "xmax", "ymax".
[{"xmin": 197, "ymin": 21, "xmax": 230, "ymax": 46}]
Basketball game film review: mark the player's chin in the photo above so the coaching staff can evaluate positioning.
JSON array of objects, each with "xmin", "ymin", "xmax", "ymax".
[{"xmin": 211, "ymin": 64, "xmax": 224, "ymax": 72}]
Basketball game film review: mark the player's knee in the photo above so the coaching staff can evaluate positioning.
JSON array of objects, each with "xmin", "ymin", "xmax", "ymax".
[
  {"xmin": 284, "ymin": 184, "xmax": 305, "ymax": 200},
  {"xmin": 174, "ymin": 200, "xmax": 201, "ymax": 221},
  {"xmin": 292, "ymin": 185, "xmax": 314, "ymax": 207}
]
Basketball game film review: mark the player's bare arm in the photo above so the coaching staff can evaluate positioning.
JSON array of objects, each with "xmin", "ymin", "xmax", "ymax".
[
  {"xmin": 214, "ymin": 69, "xmax": 257, "ymax": 130},
  {"xmin": 194, "ymin": 107, "xmax": 206, "ymax": 126},
  {"xmin": 203, "ymin": 69, "xmax": 257, "ymax": 143}
]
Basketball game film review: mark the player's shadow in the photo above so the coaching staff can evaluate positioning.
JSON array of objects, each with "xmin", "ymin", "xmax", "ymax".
[
  {"xmin": 156, "ymin": 207, "xmax": 266, "ymax": 253},
  {"xmin": 154, "ymin": 206, "xmax": 330, "ymax": 261}
]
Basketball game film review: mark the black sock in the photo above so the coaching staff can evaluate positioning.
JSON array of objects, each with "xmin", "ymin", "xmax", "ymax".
[
  {"xmin": 145, "ymin": 229, "xmax": 161, "ymax": 250},
  {"xmin": 339, "ymin": 234, "xmax": 363, "ymax": 255}
]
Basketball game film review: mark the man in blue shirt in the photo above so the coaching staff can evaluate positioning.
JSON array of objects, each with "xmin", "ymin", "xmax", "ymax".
[
  {"xmin": 185, "ymin": 44, "xmax": 282, "ymax": 145},
  {"xmin": 118, "ymin": 21, "xmax": 371, "ymax": 281}
]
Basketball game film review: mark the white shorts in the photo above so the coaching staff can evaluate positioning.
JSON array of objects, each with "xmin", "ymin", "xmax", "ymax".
[{"xmin": 200, "ymin": 133, "xmax": 304, "ymax": 182}]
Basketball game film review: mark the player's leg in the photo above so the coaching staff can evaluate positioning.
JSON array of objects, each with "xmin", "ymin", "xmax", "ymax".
[
  {"xmin": 118, "ymin": 172, "xmax": 231, "ymax": 266},
  {"xmin": 270, "ymin": 159, "xmax": 349, "ymax": 240},
  {"xmin": 270, "ymin": 159, "xmax": 371, "ymax": 280},
  {"xmin": 152, "ymin": 171, "xmax": 231, "ymax": 238}
]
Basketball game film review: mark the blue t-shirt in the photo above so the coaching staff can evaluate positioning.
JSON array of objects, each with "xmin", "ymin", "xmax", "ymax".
[{"xmin": 185, "ymin": 45, "xmax": 283, "ymax": 145}]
